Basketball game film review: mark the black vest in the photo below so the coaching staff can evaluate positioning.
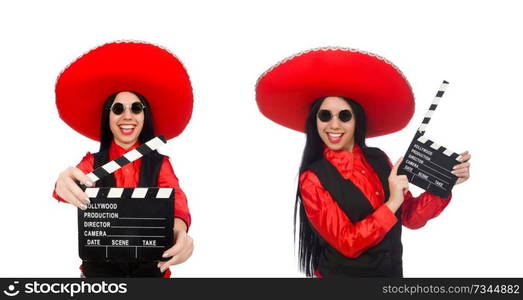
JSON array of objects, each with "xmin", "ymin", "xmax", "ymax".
[
  {"xmin": 306, "ymin": 147, "xmax": 403, "ymax": 277},
  {"xmin": 82, "ymin": 149, "xmax": 166, "ymax": 278}
]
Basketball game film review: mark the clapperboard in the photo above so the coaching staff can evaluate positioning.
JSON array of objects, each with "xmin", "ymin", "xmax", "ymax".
[
  {"xmin": 78, "ymin": 136, "xmax": 175, "ymax": 262},
  {"xmin": 398, "ymin": 81, "xmax": 463, "ymax": 198}
]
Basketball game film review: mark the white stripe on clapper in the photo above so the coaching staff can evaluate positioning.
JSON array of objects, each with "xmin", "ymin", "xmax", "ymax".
[
  {"xmin": 85, "ymin": 188, "xmax": 100, "ymax": 198},
  {"xmin": 102, "ymin": 161, "xmax": 122, "ymax": 174},
  {"xmin": 131, "ymin": 188, "xmax": 148, "ymax": 198},
  {"xmin": 124, "ymin": 149, "xmax": 142, "ymax": 162},
  {"xmin": 156, "ymin": 188, "xmax": 173, "ymax": 198},
  {"xmin": 145, "ymin": 136, "xmax": 166, "ymax": 151},
  {"xmin": 108, "ymin": 188, "xmax": 124, "ymax": 198}
]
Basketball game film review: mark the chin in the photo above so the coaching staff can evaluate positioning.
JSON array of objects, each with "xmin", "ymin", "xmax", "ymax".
[
  {"xmin": 117, "ymin": 136, "xmax": 139, "ymax": 145},
  {"xmin": 324, "ymin": 140, "xmax": 353, "ymax": 151},
  {"xmin": 325, "ymin": 143, "xmax": 344, "ymax": 151}
]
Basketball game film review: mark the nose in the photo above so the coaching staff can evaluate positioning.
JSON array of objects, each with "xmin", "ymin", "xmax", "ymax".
[
  {"xmin": 122, "ymin": 106, "xmax": 133, "ymax": 120},
  {"xmin": 329, "ymin": 116, "xmax": 342, "ymax": 129}
]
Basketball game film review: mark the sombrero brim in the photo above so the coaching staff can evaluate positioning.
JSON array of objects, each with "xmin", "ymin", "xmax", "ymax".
[
  {"xmin": 255, "ymin": 47, "xmax": 414, "ymax": 138},
  {"xmin": 56, "ymin": 41, "xmax": 193, "ymax": 141}
]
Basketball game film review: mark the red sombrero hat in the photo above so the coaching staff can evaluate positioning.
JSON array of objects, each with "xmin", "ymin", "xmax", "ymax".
[
  {"xmin": 56, "ymin": 41, "xmax": 193, "ymax": 141},
  {"xmin": 255, "ymin": 47, "xmax": 414, "ymax": 138}
]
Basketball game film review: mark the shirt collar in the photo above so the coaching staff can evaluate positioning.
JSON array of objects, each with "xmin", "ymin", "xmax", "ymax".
[{"xmin": 323, "ymin": 144, "xmax": 363, "ymax": 176}]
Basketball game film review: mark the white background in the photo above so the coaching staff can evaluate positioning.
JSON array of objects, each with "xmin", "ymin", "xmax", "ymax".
[{"xmin": 0, "ymin": 0, "xmax": 522, "ymax": 277}]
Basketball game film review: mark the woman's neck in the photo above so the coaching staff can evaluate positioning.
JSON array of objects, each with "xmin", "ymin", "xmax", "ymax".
[
  {"xmin": 343, "ymin": 141, "xmax": 355, "ymax": 152},
  {"xmin": 114, "ymin": 139, "xmax": 138, "ymax": 150}
]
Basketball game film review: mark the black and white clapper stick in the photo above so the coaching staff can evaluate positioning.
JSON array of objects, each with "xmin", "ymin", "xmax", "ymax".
[
  {"xmin": 398, "ymin": 81, "xmax": 463, "ymax": 198},
  {"xmin": 85, "ymin": 136, "xmax": 166, "ymax": 184}
]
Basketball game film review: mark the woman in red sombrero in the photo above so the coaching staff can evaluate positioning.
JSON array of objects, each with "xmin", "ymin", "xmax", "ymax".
[
  {"xmin": 256, "ymin": 47, "xmax": 471, "ymax": 277},
  {"xmin": 52, "ymin": 41, "xmax": 194, "ymax": 277}
]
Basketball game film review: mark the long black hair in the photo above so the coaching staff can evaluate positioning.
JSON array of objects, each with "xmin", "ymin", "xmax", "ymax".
[
  {"xmin": 294, "ymin": 96, "xmax": 368, "ymax": 277},
  {"xmin": 99, "ymin": 91, "xmax": 156, "ymax": 152}
]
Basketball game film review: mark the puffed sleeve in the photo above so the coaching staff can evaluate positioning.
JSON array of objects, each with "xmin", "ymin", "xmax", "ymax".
[
  {"xmin": 400, "ymin": 191, "xmax": 451, "ymax": 229},
  {"xmin": 300, "ymin": 170, "xmax": 397, "ymax": 258},
  {"xmin": 52, "ymin": 152, "xmax": 94, "ymax": 203},
  {"xmin": 157, "ymin": 156, "xmax": 191, "ymax": 230}
]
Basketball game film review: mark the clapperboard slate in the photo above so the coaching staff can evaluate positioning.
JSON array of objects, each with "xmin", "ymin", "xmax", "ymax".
[
  {"xmin": 398, "ymin": 81, "xmax": 463, "ymax": 198},
  {"xmin": 77, "ymin": 136, "xmax": 175, "ymax": 262}
]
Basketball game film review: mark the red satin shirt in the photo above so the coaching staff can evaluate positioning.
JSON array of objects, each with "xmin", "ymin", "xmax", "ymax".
[
  {"xmin": 299, "ymin": 145, "xmax": 451, "ymax": 259},
  {"xmin": 53, "ymin": 141, "xmax": 191, "ymax": 277}
]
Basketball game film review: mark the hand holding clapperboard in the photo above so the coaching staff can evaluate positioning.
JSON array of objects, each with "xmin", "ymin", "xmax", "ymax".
[
  {"xmin": 398, "ymin": 81, "xmax": 466, "ymax": 198},
  {"xmin": 78, "ymin": 136, "xmax": 175, "ymax": 262}
]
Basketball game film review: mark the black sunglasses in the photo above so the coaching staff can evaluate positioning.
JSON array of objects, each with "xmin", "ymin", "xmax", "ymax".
[
  {"xmin": 110, "ymin": 102, "xmax": 146, "ymax": 115},
  {"xmin": 317, "ymin": 109, "xmax": 353, "ymax": 123}
]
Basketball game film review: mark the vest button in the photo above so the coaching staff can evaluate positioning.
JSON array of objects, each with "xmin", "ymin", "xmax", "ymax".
[
  {"xmin": 375, "ymin": 191, "xmax": 379, "ymax": 195},
  {"xmin": 361, "ymin": 170, "xmax": 366, "ymax": 174}
]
